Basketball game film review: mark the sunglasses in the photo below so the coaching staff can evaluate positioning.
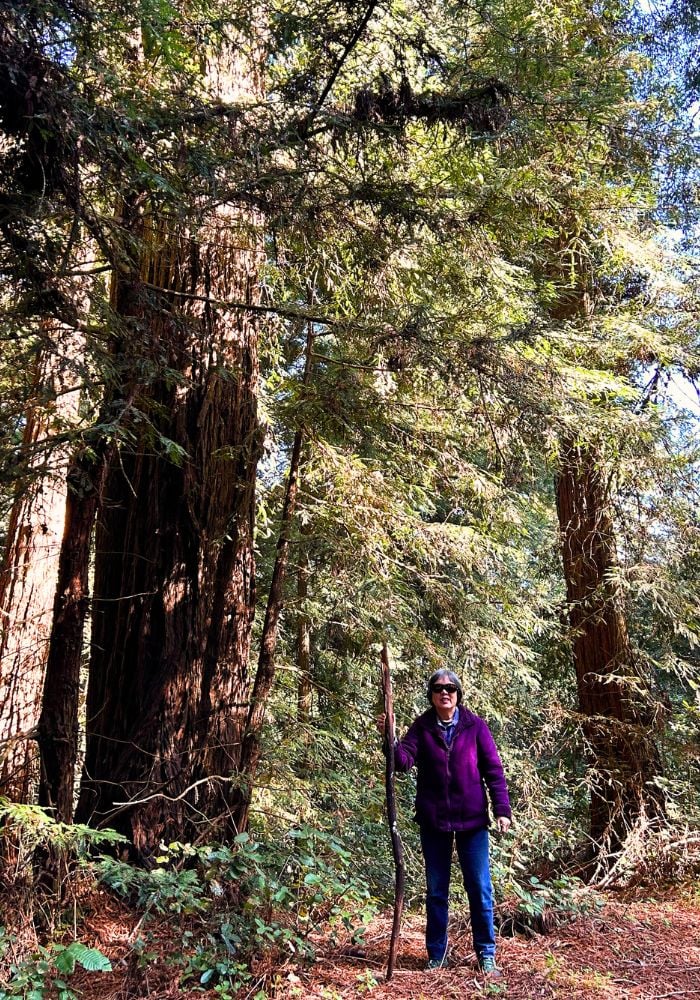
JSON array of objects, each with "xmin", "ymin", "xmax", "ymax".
[{"xmin": 431, "ymin": 684, "xmax": 458, "ymax": 694}]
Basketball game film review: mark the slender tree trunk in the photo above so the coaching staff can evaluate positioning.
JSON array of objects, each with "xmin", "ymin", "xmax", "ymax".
[
  {"xmin": 37, "ymin": 439, "xmax": 114, "ymax": 823},
  {"xmin": 230, "ymin": 325, "xmax": 313, "ymax": 832},
  {"xmin": 232, "ymin": 416, "xmax": 305, "ymax": 831},
  {"xmin": 555, "ymin": 438, "xmax": 665, "ymax": 859},
  {"xmin": 296, "ymin": 531, "xmax": 312, "ymax": 726},
  {"xmin": 0, "ymin": 321, "xmax": 83, "ymax": 804}
]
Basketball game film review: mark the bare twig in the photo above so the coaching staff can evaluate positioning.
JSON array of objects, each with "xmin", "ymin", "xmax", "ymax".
[
  {"xmin": 648, "ymin": 991, "xmax": 700, "ymax": 998},
  {"xmin": 140, "ymin": 279, "xmax": 339, "ymax": 325},
  {"xmin": 380, "ymin": 642, "xmax": 405, "ymax": 981}
]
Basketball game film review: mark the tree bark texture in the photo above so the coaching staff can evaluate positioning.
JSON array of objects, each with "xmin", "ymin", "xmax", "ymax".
[
  {"xmin": 555, "ymin": 438, "xmax": 665, "ymax": 856},
  {"xmin": 78, "ymin": 42, "xmax": 266, "ymax": 854},
  {"xmin": 0, "ymin": 321, "xmax": 82, "ymax": 804},
  {"xmin": 37, "ymin": 439, "xmax": 114, "ymax": 823},
  {"xmin": 78, "ymin": 222, "xmax": 262, "ymax": 852}
]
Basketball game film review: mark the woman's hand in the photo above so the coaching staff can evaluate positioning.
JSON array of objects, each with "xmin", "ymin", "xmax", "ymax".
[
  {"xmin": 376, "ymin": 713, "xmax": 387, "ymax": 736},
  {"xmin": 495, "ymin": 816, "xmax": 511, "ymax": 834}
]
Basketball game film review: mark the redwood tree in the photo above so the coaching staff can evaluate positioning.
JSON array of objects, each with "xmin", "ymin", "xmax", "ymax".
[
  {"xmin": 0, "ymin": 324, "xmax": 83, "ymax": 804},
  {"xmin": 37, "ymin": 434, "xmax": 115, "ymax": 823},
  {"xmin": 555, "ymin": 438, "xmax": 665, "ymax": 860},
  {"xmin": 0, "ymin": 0, "xmax": 86, "ymax": 806},
  {"xmin": 77, "ymin": 33, "xmax": 266, "ymax": 853}
]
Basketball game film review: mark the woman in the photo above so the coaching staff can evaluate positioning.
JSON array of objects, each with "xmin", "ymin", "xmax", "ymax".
[{"xmin": 381, "ymin": 669, "xmax": 511, "ymax": 975}]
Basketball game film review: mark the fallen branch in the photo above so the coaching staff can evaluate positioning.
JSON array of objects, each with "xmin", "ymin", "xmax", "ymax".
[{"xmin": 648, "ymin": 991, "xmax": 700, "ymax": 998}]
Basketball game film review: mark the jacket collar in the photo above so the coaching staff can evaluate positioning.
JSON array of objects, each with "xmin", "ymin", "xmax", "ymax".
[{"xmin": 423, "ymin": 706, "xmax": 475, "ymax": 731}]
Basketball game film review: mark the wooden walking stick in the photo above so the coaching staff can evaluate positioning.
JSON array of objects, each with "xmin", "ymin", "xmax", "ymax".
[{"xmin": 380, "ymin": 641, "xmax": 405, "ymax": 981}]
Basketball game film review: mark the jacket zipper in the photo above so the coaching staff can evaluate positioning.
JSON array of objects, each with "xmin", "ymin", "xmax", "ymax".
[{"xmin": 445, "ymin": 740, "xmax": 452, "ymax": 821}]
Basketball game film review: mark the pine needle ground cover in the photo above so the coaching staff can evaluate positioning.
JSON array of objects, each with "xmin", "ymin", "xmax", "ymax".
[{"xmin": 48, "ymin": 886, "xmax": 700, "ymax": 999}]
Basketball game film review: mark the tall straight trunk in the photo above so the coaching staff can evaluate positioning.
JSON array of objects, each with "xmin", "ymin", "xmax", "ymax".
[
  {"xmin": 296, "ymin": 543, "xmax": 312, "ymax": 726},
  {"xmin": 0, "ymin": 321, "xmax": 82, "ymax": 804},
  {"xmin": 295, "ymin": 527, "xmax": 314, "ymax": 776},
  {"xmin": 230, "ymin": 324, "xmax": 313, "ymax": 832},
  {"xmin": 37, "ymin": 439, "xmax": 113, "ymax": 823},
  {"xmin": 77, "ymin": 39, "xmax": 265, "ymax": 854},
  {"xmin": 555, "ymin": 438, "xmax": 665, "ymax": 857}
]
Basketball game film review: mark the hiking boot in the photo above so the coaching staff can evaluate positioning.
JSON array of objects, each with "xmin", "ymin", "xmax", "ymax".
[
  {"xmin": 425, "ymin": 957, "xmax": 450, "ymax": 970},
  {"xmin": 479, "ymin": 956, "xmax": 502, "ymax": 977}
]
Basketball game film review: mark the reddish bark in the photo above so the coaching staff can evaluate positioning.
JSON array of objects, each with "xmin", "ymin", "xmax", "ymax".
[
  {"xmin": 37, "ymin": 441, "xmax": 113, "ymax": 823},
  {"xmin": 72, "ymin": 34, "xmax": 272, "ymax": 853},
  {"xmin": 555, "ymin": 438, "xmax": 665, "ymax": 856},
  {"xmin": 0, "ymin": 323, "xmax": 82, "ymax": 804},
  {"xmin": 77, "ymin": 215, "xmax": 263, "ymax": 853}
]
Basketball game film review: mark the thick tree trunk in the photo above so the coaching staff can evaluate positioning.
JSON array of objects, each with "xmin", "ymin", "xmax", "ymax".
[
  {"xmin": 77, "ymin": 202, "xmax": 263, "ymax": 852},
  {"xmin": 76, "ymin": 34, "xmax": 266, "ymax": 852},
  {"xmin": 0, "ymin": 322, "xmax": 82, "ymax": 804},
  {"xmin": 555, "ymin": 438, "xmax": 665, "ymax": 858}
]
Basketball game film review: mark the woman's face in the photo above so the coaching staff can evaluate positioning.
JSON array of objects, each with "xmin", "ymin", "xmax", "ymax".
[{"xmin": 430, "ymin": 673, "xmax": 459, "ymax": 714}]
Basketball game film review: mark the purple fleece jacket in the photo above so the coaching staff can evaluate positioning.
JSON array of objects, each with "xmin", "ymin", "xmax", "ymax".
[{"xmin": 394, "ymin": 707, "xmax": 511, "ymax": 832}]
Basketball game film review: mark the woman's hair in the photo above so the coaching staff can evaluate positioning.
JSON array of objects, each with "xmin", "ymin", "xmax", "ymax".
[{"xmin": 426, "ymin": 669, "xmax": 463, "ymax": 704}]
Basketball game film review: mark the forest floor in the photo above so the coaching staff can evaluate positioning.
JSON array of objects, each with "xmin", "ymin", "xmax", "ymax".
[{"xmin": 68, "ymin": 885, "xmax": 700, "ymax": 1000}]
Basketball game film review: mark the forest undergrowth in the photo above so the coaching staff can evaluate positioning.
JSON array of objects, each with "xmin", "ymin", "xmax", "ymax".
[{"xmin": 1, "ymin": 803, "xmax": 700, "ymax": 1000}]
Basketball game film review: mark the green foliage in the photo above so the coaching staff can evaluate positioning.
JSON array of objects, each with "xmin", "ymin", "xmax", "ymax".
[
  {"xmin": 0, "ymin": 804, "xmax": 379, "ymax": 995},
  {"xmin": 91, "ymin": 826, "xmax": 378, "ymax": 991},
  {"xmin": 0, "ymin": 799, "xmax": 130, "ymax": 928},
  {"xmin": 53, "ymin": 942, "xmax": 112, "ymax": 975},
  {"xmin": 355, "ymin": 969, "xmax": 379, "ymax": 992},
  {"xmin": 250, "ymin": 0, "xmax": 700, "ymax": 885},
  {"xmin": 0, "ymin": 929, "xmax": 111, "ymax": 1000},
  {"xmin": 96, "ymin": 856, "xmax": 208, "ymax": 914},
  {"xmin": 507, "ymin": 874, "xmax": 601, "ymax": 925},
  {"xmin": 0, "ymin": 805, "xmax": 120, "ymax": 999},
  {"xmin": 0, "ymin": 799, "xmax": 127, "ymax": 856}
]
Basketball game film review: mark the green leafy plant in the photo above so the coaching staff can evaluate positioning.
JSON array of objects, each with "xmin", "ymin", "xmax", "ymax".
[
  {"xmin": 0, "ymin": 799, "xmax": 128, "ymax": 855},
  {"xmin": 502, "ymin": 873, "xmax": 602, "ymax": 931},
  {"xmin": 90, "ymin": 825, "xmax": 378, "ymax": 993},
  {"xmin": 0, "ymin": 804, "xmax": 121, "ymax": 1000},
  {"xmin": 355, "ymin": 968, "xmax": 378, "ymax": 993},
  {"xmin": 0, "ymin": 937, "xmax": 111, "ymax": 1000},
  {"xmin": 94, "ymin": 855, "xmax": 208, "ymax": 915}
]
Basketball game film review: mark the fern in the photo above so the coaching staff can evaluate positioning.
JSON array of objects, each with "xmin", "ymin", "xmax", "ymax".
[{"xmin": 54, "ymin": 942, "xmax": 112, "ymax": 974}]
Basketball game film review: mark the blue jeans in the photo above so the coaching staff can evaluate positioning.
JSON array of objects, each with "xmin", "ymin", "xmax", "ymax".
[{"xmin": 420, "ymin": 826, "xmax": 495, "ymax": 963}]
